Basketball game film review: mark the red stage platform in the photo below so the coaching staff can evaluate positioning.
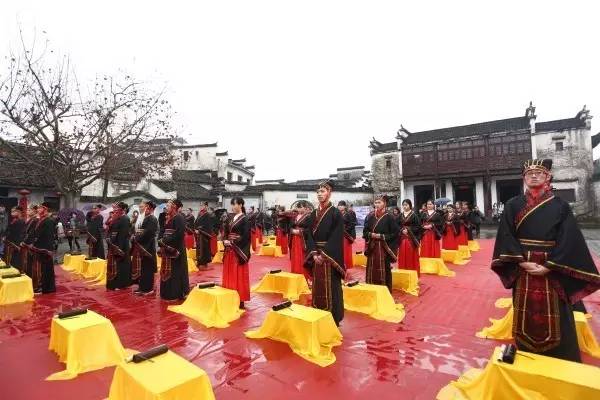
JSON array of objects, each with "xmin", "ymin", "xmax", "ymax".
[{"xmin": 0, "ymin": 239, "xmax": 599, "ymax": 400}]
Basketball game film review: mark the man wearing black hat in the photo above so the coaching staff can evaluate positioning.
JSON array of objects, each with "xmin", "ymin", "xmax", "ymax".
[
  {"xmin": 3, "ymin": 206, "xmax": 26, "ymax": 269},
  {"xmin": 304, "ymin": 180, "xmax": 345, "ymax": 325},
  {"xmin": 492, "ymin": 159, "xmax": 600, "ymax": 362},
  {"xmin": 31, "ymin": 202, "xmax": 56, "ymax": 293},
  {"xmin": 86, "ymin": 204, "xmax": 105, "ymax": 259},
  {"xmin": 106, "ymin": 202, "xmax": 132, "ymax": 290},
  {"xmin": 337, "ymin": 200, "xmax": 357, "ymax": 269},
  {"xmin": 194, "ymin": 201, "xmax": 214, "ymax": 269},
  {"xmin": 158, "ymin": 198, "xmax": 189, "ymax": 300},
  {"xmin": 133, "ymin": 200, "xmax": 158, "ymax": 295}
]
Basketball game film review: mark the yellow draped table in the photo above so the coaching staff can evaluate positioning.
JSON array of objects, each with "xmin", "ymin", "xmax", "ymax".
[
  {"xmin": 420, "ymin": 257, "xmax": 456, "ymax": 277},
  {"xmin": 476, "ymin": 301, "xmax": 600, "ymax": 358},
  {"xmin": 0, "ymin": 267, "xmax": 21, "ymax": 277},
  {"xmin": 251, "ymin": 272, "xmax": 311, "ymax": 301},
  {"xmin": 108, "ymin": 350, "xmax": 215, "ymax": 400},
  {"xmin": 457, "ymin": 245, "xmax": 471, "ymax": 259},
  {"xmin": 353, "ymin": 252, "xmax": 367, "ymax": 267},
  {"xmin": 48, "ymin": 310, "xmax": 126, "ymax": 380},
  {"xmin": 187, "ymin": 258, "xmax": 199, "ymax": 272},
  {"xmin": 62, "ymin": 254, "xmax": 86, "ymax": 274},
  {"xmin": 211, "ymin": 241, "xmax": 225, "ymax": 264},
  {"xmin": 391, "ymin": 268, "xmax": 419, "ymax": 296},
  {"xmin": 441, "ymin": 249, "xmax": 469, "ymax": 265},
  {"xmin": 342, "ymin": 283, "xmax": 405, "ymax": 323},
  {"xmin": 0, "ymin": 260, "xmax": 5, "ymax": 267},
  {"xmin": 81, "ymin": 258, "xmax": 107, "ymax": 280},
  {"xmin": 0, "ymin": 274, "xmax": 34, "ymax": 305},
  {"xmin": 436, "ymin": 346, "xmax": 600, "ymax": 400},
  {"xmin": 468, "ymin": 240, "xmax": 480, "ymax": 252},
  {"xmin": 257, "ymin": 244, "xmax": 284, "ymax": 257},
  {"xmin": 168, "ymin": 286, "xmax": 243, "ymax": 328},
  {"xmin": 245, "ymin": 304, "xmax": 343, "ymax": 367},
  {"xmin": 187, "ymin": 248, "xmax": 196, "ymax": 260}
]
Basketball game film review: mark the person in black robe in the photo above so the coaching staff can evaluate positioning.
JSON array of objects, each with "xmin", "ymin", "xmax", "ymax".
[
  {"xmin": 304, "ymin": 180, "xmax": 345, "ymax": 325},
  {"xmin": 492, "ymin": 159, "xmax": 600, "ymax": 362},
  {"xmin": 133, "ymin": 200, "xmax": 158, "ymax": 295},
  {"xmin": 158, "ymin": 209, "xmax": 167, "ymax": 238},
  {"xmin": 20, "ymin": 205, "xmax": 38, "ymax": 276},
  {"xmin": 363, "ymin": 195, "xmax": 398, "ymax": 292},
  {"xmin": 106, "ymin": 202, "xmax": 132, "ymax": 290},
  {"xmin": 222, "ymin": 197, "xmax": 251, "ymax": 308},
  {"xmin": 4, "ymin": 206, "xmax": 26, "ymax": 269},
  {"xmin": 86, "ymin": 204, "xmax": 105, "ymax": 259},
  {"xmin": 461, "ymin": 202, "xmax": 474, "ymax": 241},
  {"xmin": 397, "ymin": 200, "xmax": 422, "ymax": 274},
  {"xmin": 194, "ymin": 201, "xmax": 214, "ymax": 269},
  {"xmin": 158, "ymin": 198, "xmax": 189, "ymax": 301},
  {"xmin": 31, "ymin": 202, "xmax": 56, "ymax": 294},
  {"xmin": 338, "ymin": 201, "xmax": 357, "ymax": 269}
]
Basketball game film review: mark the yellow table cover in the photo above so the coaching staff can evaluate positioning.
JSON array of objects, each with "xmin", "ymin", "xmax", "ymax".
[
  {"xmin": 168, "ymin": 286, "xmax": 243, "ymax": 328},
  {"xmin": 62, "ymin": 254, "xmax": 72, "ymax": 270},
  {"xmin": 245, "ymin": 304, "xmax": 343, "ymax": 367},
  {"xmin": 61, "ymin": 254, "xmax": 86, "ymax": 274},
  {"xmin": 251, "ymin": 272, "xmax": 311, "ymax": 301},
  {"xmin": 187, "ymin": 248, "xmax": 196, "ymax": 260},
  {"xmin": 81, "ymin": 258, "xmax": 107, "ymax": 280},
  {"xmin": 0, "ymin": 260, "xmax": 5, "ymax": 267},
  {"xmin": 211, "ymin": 241, "xmax": 225, "ymax": 264},
  {"xmin": 108, "ymin": 350, "xmax": 215, "ymax": 400},
  {"xmin": 436, "ymin": 346, "xmax": 600, "ymax": 400},
  {"xmin": 441, "ymin": 249, "xmax": 469, "ymax": 265},
  {"xmin": 342, "ymin": 283, "xmax": 405, "ymax": 323},
  {"xmin": 575, "ymin": 311, "xmax": 600, "ymax": 358},
  {"xmin": 420, "ymin": 257, "xmax": 456, "ymax": 277},
  {"xmin": 494, "ymin": 297, "xmax": 513, "ymax": 309},
  {"xmin": 0, "ymin": 274, "xmax": 34, "ymax": 305},
  {"xmin": 467, "ymin": 240, "xmax": 480, "ymax": 252},
  {"xmin": 47, "ymin": 310, "xmax": 126, "ymax": 380},
  {"xmin": 0, "ymin": 267, "xmax": 20, "ymax": 277},
  {"xmin": 475, "ymin": 306, "xmax": 514, "ymax": 340},
  {"xmin": 391, "ymin": 268, "xmax": 419, "ymax": 296},
  {"xmin": 457, "ymin": 245, "xmax": 471, "ymax": 259},
  {"xmin": 257, "ymin": 244, "xmax": 284, "ymax": 257},
  {"xmin": 353, "ymin": 253, "xmax": 367, "ymax": 267},
  {"xmin": 187, "ymin": 258, "xmax": 198, "ymax": 272}
]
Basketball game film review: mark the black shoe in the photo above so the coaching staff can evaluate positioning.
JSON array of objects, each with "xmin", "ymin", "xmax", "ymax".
[{"xmin": 239, "ymin": 302, "xmax": 245, "ymax": 310}]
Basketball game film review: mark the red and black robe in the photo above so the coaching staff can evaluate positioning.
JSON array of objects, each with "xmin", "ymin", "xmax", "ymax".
[
  {"xmin": 4, "ymin": 217, "xmax": 25, "ymax": 269},
  {"xmin": 492, "ymin": 190, "xmax": 600, "ymax": 362},
  {"xmin": 419, "ymin": 210, "xmax": 443, "ymax": 258},
  {"xmin": 222, "ymin": 213, "xmax": 251, "ymax": 302},
  {"xmin": 289, "ymin": 212, "xmax": 313, "ymax": 277},
  {"xmin": 276, "ymin": 213, "xmax": 289, "ymax": 255},
  {"xmin": 457, "ymin": 210, "xmax": 470, "ymax": 245},
  {"xmin": 304, "ymin": 202, "xmax": 345, "ymax": 325},
  {"xmin": 442, "ymin": 212, "xmax": 461, "ymax": 250},
  {"xmin": 132, "ymin": 214, "xmax": 158, "ymax": 293},
  {"xmin": 397, "ymin": 211, "xmax": 421, "ymax": 274},
  {"xmin": 86, "ymin": 213, "xmax": 105, "ymax": 259},
  {"xmin": 194, "ymin": 211, "xmax": 214, "ymax": 266},
  {"xmin": 20, "ymin": 217, "xmax": 37, "ymax": 276},
  {"xmin": 342, "ymin": 210, "xmax": 357, "ymax": 269},
  {"xmin": 159, "ymin": 214, "xmax": 190, "ymax": 300},
  {"xmin": 106, "ymin": 215, "xmax": 132, "ymax": 290},
  {"xmin": 31, "ymin": 217, "xmax": 56, "ymax": 293},
  {"xmin": 363, "ymin": 210, "xmax": 398, "ymax": 292},
  {"xmin": 184, "ymin": 214, "xmax": 196, "ymax": 249}
]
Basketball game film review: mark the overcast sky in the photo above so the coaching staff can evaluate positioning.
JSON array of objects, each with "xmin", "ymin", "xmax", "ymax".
[{"xmin": 2, "ymin": 1, "xmax": 599, "ymax": 181}]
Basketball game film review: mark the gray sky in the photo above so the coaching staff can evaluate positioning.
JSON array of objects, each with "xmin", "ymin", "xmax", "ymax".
[{"xmin": 2, "ymin": 1, "xmax": 599, "ymax": 180}]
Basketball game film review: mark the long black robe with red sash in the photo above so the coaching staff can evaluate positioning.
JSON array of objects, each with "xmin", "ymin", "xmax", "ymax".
[
  {"xmin": 342, "ymin": 210, "xmax": 357, "ymax": 268},
  {"xmin": 132, "ymin": 214, "xmax": 158, "ymax": 293},
  {"xmin": 31, "ymin": 217, "xmax": 56, "ymax": 293},
  {"xmin": 222, "ymin": 213, "xmax": 251, "ymax": 302},
  {"xmin": 363, "ymin": 210, "xmax": 398, "ymax": 292},
  {"xmin": 304, "ymin": 202, "xmax": 345, "ymax": 325},
  {"xmin": 419, "ymin": 210, "xmax": 443, "ymax": 258},
  {"xmin": 86, "ymin": 213, "xmax": 105, "ymax": 259},
  {"xmin": 106, "ymin": 215, "xmax": 132, "ymax": 290},
  {"xmin": 4, "ymin": 218, "xmax": 25, "ymax": 269},
  {"xmin": 457, "ymin": 210, "xmax": 471, "ymax": 244},
  {"xmin": 20, "ymin": 217, "xmax": 37, "ymax": 275},
  {"xmin": 194, "ymin": 211, "xmax": 214, "ymax": 266},
  {"xmin": 159, "ymin": 214, "xmax": 189, "ymax": 300},
  {"xmin": 442, "ymin": 212, "xmax": 461, "ymax": 250},
  {"xmin": 492, "ymin": 190, "xmax": 600, "ymax": 362},
  {"xmin": 276, "ymin": 213, "xmax": 290, "ymax": 255},
  {"xmin": 289, "ymin": 212, "xmax": 313, "ymax": 277}
]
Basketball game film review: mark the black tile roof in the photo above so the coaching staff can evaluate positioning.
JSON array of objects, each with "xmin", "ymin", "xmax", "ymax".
[
  {"xmin": 337, "ymin": 166, "xmax": 364, "ymax": 171},
  {"xmin": 370, "ymin": 141, "xmax": 398, "ymax": 154},
  {"xmin": 536, "ymin": 118, "xmax": 586, "ymax": 133},
  {"xmin": 171, "ymin": 169, "xmax": 216, "ymax": 184},
  {"xmin": 241, "ymin": 183, "xmax": 372, "ymax": 195},
  {"xmin": 592, "ymin": 132, "xmax": 600, "ymax": 149}
]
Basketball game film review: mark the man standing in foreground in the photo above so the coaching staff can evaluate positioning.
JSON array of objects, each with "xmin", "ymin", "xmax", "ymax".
[{"xmin": 492, "ymin": 159, "xmax": 600, "ymax": 362}]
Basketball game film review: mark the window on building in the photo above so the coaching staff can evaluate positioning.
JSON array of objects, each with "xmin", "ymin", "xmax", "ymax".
[
  {"xmin": 554, "ymin": 188, "xmax": 575, "ymax": 202},
  {"xmin": 555, "ymin": 142, "xmax": 564, "ymax": 151},
  {"xmin": 297, "ymin": 193, "xmax": 308, "ymax": 199},
  {"xmin": 0, "ymin": 188, "xmax": 8, "ymax": 197},
  {"xmin": 183, "ymin": 151, "xmax": 189, "ymax": 162},
  {"xmin": 343, "ymin": 173, "xmax": 350, "ymax": 179},
  {"xmin": 227, "ymin": 172, "xmax": 233, "ymax": 181},
  {"xmin": 195, "ymin": 151, "xmax": 199, "ymax": 159},
  {"xmin": 385, "ymin": 159, "xmax": 392, "ymax": 169},
  {"xmin": 517, "ymin": 143, "xmax": 524, "ymax": 153},
  {"xmin": 247, "ymin": 178, "xmax": 251, "ymax": 184},
  {"xmin": 237, "ymin": 175, "xmax": 242, "ymax": 182}
]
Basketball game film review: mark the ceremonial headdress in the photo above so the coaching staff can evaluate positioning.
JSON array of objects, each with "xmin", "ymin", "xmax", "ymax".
[
  {"xmin": 522, "ymin": 159, "xmax": 552, "ymax": 175},
  {"xmin": 318, "ymin": 179, "xmax": 335, "ymax": 191}
]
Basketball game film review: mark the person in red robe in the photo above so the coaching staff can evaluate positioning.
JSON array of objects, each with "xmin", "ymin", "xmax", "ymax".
[
  {"xmin": 183, "ymin": 208, "xmax": 196, "ymax": 249},
  {"xmin": 442, "ymin": 205, "xmax": 460, "ymax": 250},
  {"xmin": 397, "ymin": 199, "xmax": 421, "ymax": 275},
  {"xmin": 456, "ymin": 202, "xmax": 470, "ymax": 246},
  {"xmin": 222, "ymin": 197, "xmax": 251, "ymax": 309},
  {"xmin": 419, "ymin": 199, "xmax": 443, "ymax": 258},
  {"xmin": 288, "ymin": 201, "xmax": 313, "ymax": 277}
]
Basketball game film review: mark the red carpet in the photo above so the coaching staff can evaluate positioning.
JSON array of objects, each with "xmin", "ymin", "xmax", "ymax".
[{"xmin": 0, "ymin": 239, "xmax": 599, "ymax": 400}]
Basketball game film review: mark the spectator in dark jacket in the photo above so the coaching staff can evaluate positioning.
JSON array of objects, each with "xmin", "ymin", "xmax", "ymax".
[{"xmin": 469, "ymin": 206, "xmax": 484, "ymax": 239}]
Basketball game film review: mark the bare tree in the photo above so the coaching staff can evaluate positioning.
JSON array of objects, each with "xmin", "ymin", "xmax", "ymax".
[{"xmin": 0, "ymin": 31, "xmax": 175, "ymax": 207}]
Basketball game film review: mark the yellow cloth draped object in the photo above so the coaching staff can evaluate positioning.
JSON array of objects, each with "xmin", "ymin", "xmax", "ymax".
[
  {"xmin": 475, "ymin": 306, "xmax": 514, "ymax": 340},
  {"xmin": 391, "ymin": 268, "xmax": 419, "ymax": 296},
  {"xmin": 436, "ymin": 346, "xmax": 600, "ymax": 400},
  {"xmin": 494, "ymin": 297, "xmax": 513, "ymax": 308},
  {"xmin": 251, "ymin": 272, "xmax": 311, "ymax": 301},
  {"xmin": 81, "ymin": 258, "xmax": 107, "ymax": 280},
  {"xmin": 0, "ymin": 274, "xmax": 34, "ymax": 305},
  {"xmin": 245, "ymin": 304, "xmax": 343, "ymax": 367},
  {"xmin": 575, "ymin": 311, "xmax": 600, "ymax": 358},
  {"xmin": 467, "ymin": 240, "xmax": 480, "ymax": 251},
  {"xmin": 457, "ymin": 245, "xmax": 471, "ymax": 259},
  {"xmin": 0, "ymin": 260, "xmax": 5, "ymax": 267},
  {"xmin": 353, "ymin": 253, "xmax": 368, "ymax": 267},
  {"xmin": 47, "ymin": 310, "xmax": 126, "ymax": 380},
  {"xmin": 420, "ymin": 257, "xmax": 456, "ymax": 277},
  {"xmin": 0, "ymin": 267, "xmax": 20, "ymax": 277},
  {"xmin": 257, "ymin": 244, "xmax": 284, "ymax": 257},
  {"xmin": 342, "ymin": 283, "xmax": 405, "ymax": 323},
  {"xmin": 168, "ymin": 286, "xmax": 243, "ymax": 328},
  {"xmin": 187, "ymin": 248, "xmax": 196, "ymax": 260},
  {"xmin": 211, "ymin": 241, "xmax": 225, "ymax": 264},
  {"xmin": 187, "ymin": 258, "xmax": 198, "ymax": 272},
  {"xmin": 61, "ymin": 254, "xmax": 86, "ymax": 274},
  {"xmin": 441, "ymin": 249, "xmax": 469, "ymax": 265},
  {"xmin": 108, "ymin": 350, "xmax": 215, "ymax": 400}
]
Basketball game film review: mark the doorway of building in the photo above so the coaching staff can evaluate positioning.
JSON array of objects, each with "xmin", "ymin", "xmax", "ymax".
[
  {"xmin": 453, "ymin": 181, "xmax": 475, "ymax": 206},
  {"xmin": 414, "ymin": 185, "xmax": 434, "ymax": 210},
  {"xmin": 496, "ymin": 179, "xmax": 523, "ymax": 204}
]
